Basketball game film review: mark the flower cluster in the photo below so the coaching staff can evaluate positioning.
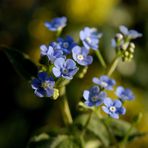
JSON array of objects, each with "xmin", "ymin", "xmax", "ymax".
[
  {"xmin": 31, "ymin": 17, "xmax": 103, "ymax": 98},
  {"xmin": 83, "ymin": 75, "xmax": 135, "ymax": 119},
  {"xmin": 31, "ymin": 16, "xmax": 141, "ymax": 121},
  {"xmin": 112, "ymin": 25, "xmax": 142, "ymax": 62}
]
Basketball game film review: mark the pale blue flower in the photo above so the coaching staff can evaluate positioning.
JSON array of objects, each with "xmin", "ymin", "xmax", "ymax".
[
  {"xmin": 72, "ymin": 46, "xmax": 93, "ymax": 66},
  {"xmin": 119, "ymin": 25, "xmax": 142, "ymax": 39},
  {"xmin": 45, "ymin": 17, "xmax": 67, "ymax": 31},
  {"xmin": 31, "ymin": 72, "xmax": 55, "ymax": 97},
  {"xmin": 52, "ymin": 58, "xmax": 78, "ymax": 80},
  {"xmin": 80, "ymin": 27, "xmax": 102, "ymax": 50},
  {"xmin": 116, "ymin": 86, "xmax": 135, "ymax": 101},
  {"xmin": 83, "ymin": 86, "xmax": 106, "ymax": 107},
  {"xmin": 102, "ymin": 98, "xmax": 126, "ymax": 119},
  {"xmin": 93, "ymin": 75, "xmax": 116, "ymax": 90}
]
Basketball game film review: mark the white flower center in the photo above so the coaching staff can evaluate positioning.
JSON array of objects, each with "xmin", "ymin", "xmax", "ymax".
[
  {"xmin": 101, "ymin": 81, "xmax": 108, "ymax": 88},
  {"xmin": 63, "ymin": 42, "xmax": 69, "ymax": 48},
  {"xmin": 77, "ymin": 54, "xmax": 84, "ymax": 60},
  {"xmin": 86, "ymin": 37, "xmax": 91, "ymax": 43},
  {"xmin": 109, "ymin": 106, "xmax": 116, "ymax": 112}
]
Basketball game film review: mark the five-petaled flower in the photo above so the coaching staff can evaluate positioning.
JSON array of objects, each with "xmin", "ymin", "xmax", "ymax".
[
  {"xmin": 102, "ymin": 98, "xmax": 126, "ymax": 119},
  {"xmin": 57, "ymin": 36, "xmax": 77, "ymax": 54},
  {"xmin": 52, "ymin": 58, "xmax": 79, "ymax": 80},
  {"xmin": 72, "ymin": 46, "xmax": 93, "ymax": 66},
  {"xmin": 116, "ymin": 86, "xmax": 135, "ymax": 101},
  {"xmin": 44, "ymin": 16, "xmax": 67, "ymax": 31},
  {"xmin": 80, "ymin": 27, "xmax": 102, "ymax": 50},
  {"xmin": 92, "ymin": 75, "xmax": 116, "ymax": 90},
  {"xmin": 31, "ymin": 72, "xmax": 55, "ymax": 97},
  {"xmin": 83, "ymin": 86, "xmax": 106, "ymax": 107},
  {"xmin": 119, "ymin": 25, "xmax": 142, "ymax": 39},
  {"xmin": 40, "ymin": 45, "xmax": 64, "ymax": 63}
]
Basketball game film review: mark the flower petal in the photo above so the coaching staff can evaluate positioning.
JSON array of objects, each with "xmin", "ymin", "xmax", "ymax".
[
  {"xmin": 52, "ymin": 67, "xmax": 61, "ymax": 77},
  {"xmin": 103, "ymin": 98, "xmax": 113, "ymax": 107}
]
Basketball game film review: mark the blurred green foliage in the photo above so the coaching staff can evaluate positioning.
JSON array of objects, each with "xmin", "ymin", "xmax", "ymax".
[{"xmin": 0, "ymin": 0, "xmax": 148, "ymax": 147}]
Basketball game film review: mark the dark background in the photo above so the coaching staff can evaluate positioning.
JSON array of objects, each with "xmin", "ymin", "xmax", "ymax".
[{"xmin": 0, "ymin": 0, "xmax": 148, "ymax": 147}]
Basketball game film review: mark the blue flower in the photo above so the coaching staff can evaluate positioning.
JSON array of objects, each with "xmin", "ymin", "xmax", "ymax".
[
  {"xmin": 52, "ymin": 58, "xmax": 79, "ymax": 80},
  {"xmin": 72, "ymin": 46, "xmax": 93, "ymax": 66},
  {"xmin": 31, "ymin": 72, "xmax": 55, "ymax": 97},
  {"xmin": 40, "ymin": 45, "xmax": 64, "ymax": 63},
  {"xmin": 92, "ymin": 75, "xmax": 116, "ymax": 90},
  {"xmin": 44, "ymin": 17, "xmax": 67, "ymax": 31},
  {"xmin": 83, "ymin": 86, "xmax": 106, "ymax": 107},
  {"xmin": 57, "ymin": 36, "xmax": 77, "ymax": 54},
  {"xmin": 102, "ymin": 98, "xmax": 126, "ymax": 119},
  {"xmin": 115, "ymin": 86, "xmax": 135, "ymax": 101},
  {"xmin": 80, "ymin": 27, "xmax": 102, "ymax": 50},
  {"xmin": 119, "ymin": 25, "xmax": 142, "ymax": 39}
]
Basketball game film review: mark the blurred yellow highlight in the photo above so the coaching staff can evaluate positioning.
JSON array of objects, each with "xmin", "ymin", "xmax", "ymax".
[{"xmin": 66, "ymin": 0, "xmax": 118, "ymax": 24}]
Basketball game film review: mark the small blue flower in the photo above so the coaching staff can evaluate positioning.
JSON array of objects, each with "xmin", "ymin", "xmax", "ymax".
[
  {"xmin": 92, "ymin": 75, "xmax": 116, "ymax": 90},
  {"xmin": 31, "ymin": 72, "xmax": 55, "ymax": 97},
  {"xmin": 72, "ymin": 46, "xmax": 93, "ymax": 66},
  {"xmin": 116, "ymin": 86, "xmax": 135, "ymax": 101},
  {"xmin": 102, "ymin": 98, "xmax": 126, "ymax": 119},
  {"xmin": 80, "ymin": 27, "xmax": 102, "ymax": 50},
  {"xmin": 44, "ymin": 17, "xmax": 67, "ymax": 31},
  {"xmin": 52, "ymin": 58, "xmax": 79, "ymax": 80},
  {"xmin": 119, "ymin": 25, "xmax": 142, "ymax": 39},
  {"xmin": 40, "ymin": 45, "xmax": 64, "ymax": 63},
  {"xmin": 83, "ymin": 86, "xmax": 106, "ymax": 107},
  {"xmin": 57, "ymin": 36, "xmax": 77, "ymax": 54}
]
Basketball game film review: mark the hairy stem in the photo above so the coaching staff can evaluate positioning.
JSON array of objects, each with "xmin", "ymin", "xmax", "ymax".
[
  {"xmin": 107, "ymin": 55, "xmax": 121, "ymax": 76},
  {"xmin": 95, "ymin": 50, "xmax": 107, "ymax": 68},
  {"xmin": 59, "ymin": 87, "xmax": 73, "ymax": 126}
]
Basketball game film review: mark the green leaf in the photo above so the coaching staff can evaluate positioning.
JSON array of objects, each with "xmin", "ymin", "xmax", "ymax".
[
  {"xmin": 74, "ymin": 113, "xmax": 110, "ymax": 147},
  {"xmin": 108, "ymin": 119, "xmax": 139, "ymax": 141},
  {"xmin": 1, "ymin": 46, "xmax": 38, "ymax": 80},
  {"xmin": 28, "ymin": 133, "xmax": 82, "ymax": 148}
]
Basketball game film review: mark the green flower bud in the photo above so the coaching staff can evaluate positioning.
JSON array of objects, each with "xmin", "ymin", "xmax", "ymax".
[{"xmin": 53, "ymin": 88, "xmax": 59, "ymax": 100}]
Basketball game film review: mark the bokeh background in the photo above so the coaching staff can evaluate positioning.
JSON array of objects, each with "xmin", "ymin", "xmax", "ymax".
[{"xmin": 0, "ymin": 0, "xmax": 148, "ymax": 147}]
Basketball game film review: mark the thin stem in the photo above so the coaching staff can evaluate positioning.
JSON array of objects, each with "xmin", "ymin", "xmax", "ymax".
[
  {"xmin": 119, "ymin": 124, "xmax": 134, "ymax": 148},
  {"xmin": 56, "ymin": 28, "xmax": 63, "ymax": 37},
  {"xmin": 81, "ymin": 111, "xmax": 93, "ymax": 136},
  {"xmin": 107, "ymin": 55, "xmax": 121, "ymax": 76},
  {"xmin": 59, "ymin": 87, "xmax": 73, "ymax": 126},
  {"xmin": 95, "ymin": 50, "xmax": 107, "ymax": 68}
]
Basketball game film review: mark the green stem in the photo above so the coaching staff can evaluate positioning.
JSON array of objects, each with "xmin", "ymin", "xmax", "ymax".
[
  {"xmin": 94, "ymin": 110, "xmax": 119, "ymax": 148},
  {"xmin": 59, "ymin": 87, "xmax": 73, "ymax": 126},
  {"xmin": 119, "ymin": 124, "xmax": 134, "ymax": 148},
  {"xmin": 81, "ymin": 111, "xmax": 93, "ymax": 136},
  {"xmin": 107, "ymin": 55, "xmax": 121, "ymax": 76},
  {"xmin": 56, "ymin": 28, "xmax": 63, "ymax": 37},
  {"xmin": 95, "ymin": 50, "xmax": 107, "ymax": 68}
]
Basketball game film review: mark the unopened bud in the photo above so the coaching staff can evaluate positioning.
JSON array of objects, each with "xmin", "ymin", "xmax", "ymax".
[
  {"xmin": 125, "ymin": 51, "xmax": 129, "ymax": 56},
  {"xmin": 130, "ymin": 43, "xmax": 135, "ymax": 49},
  {"xmin": 129, "ymin": 47, "xmax": 134, "ymax": 53},
  {"xmin": 121, "ymin": 42, "xmax": 129, "ymax": 50},
  {"xmin": 115, "ymin": 33, "xmax": 123, "ymax": 41}
]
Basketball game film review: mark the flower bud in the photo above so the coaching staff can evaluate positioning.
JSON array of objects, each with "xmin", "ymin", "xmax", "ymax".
[{"xmin": 115, "ymin": 33, "xmax": 123, "ymax": 41}]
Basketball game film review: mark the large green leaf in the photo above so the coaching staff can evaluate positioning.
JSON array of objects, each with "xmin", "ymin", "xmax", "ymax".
[
  {"xmin": 74, "ymin": 113, "xmax": 145, "ymax": 147},
  {"xmin": 1, "ymin": 46, "xmax": 38, "ymax": 80},
  {"xmin": 28, "ymin": 133, "xmax": 82, "ymax": 148}
]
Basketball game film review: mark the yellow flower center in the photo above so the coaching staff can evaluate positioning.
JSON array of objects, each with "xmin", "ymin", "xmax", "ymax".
[{"xmin": 42, "ymin": 81, "xmax": 50, "ymax": 89}]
